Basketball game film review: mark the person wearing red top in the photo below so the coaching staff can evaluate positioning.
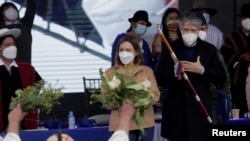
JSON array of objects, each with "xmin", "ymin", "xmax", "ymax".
[{"xmin": 0, "ymin": 28, "xmax": 42, "ymax": 132}]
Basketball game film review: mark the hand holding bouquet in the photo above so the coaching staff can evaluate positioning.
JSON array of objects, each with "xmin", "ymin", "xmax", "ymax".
[
  {"xmin": 9, "ymin": 80, "xmax": 64, "ymax": 113},
  {"xmin": 90, "ymin": 69, "xmax": 153, "ymax": 134}
]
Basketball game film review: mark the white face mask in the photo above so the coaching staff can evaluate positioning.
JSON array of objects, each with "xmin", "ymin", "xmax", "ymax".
[
  {"xmin": 241, "ymin": 18, "xmax": 250, "ymax": 30},
  {"xmin": 203, "ymin": 13, "xmax": 210, "ymax": 24},
  {"xmin": 135, "ymin": 24, "xmax": 147, "ymax": 36},
  {"xmin": 2, "ymin": 46, "xmax": 17, "ymax": 60},
  {"xmin": 198, "ymin": 30, "xmax": 207, "ymax": 41},
  {"xmin": 182, "ymin": 33, "xmax": 198, "ymax": 47},
  {"xmin": 119, "ymin": 51, "xmax": 135, "ymax": 65},
  {"xmin": 4, "ymin": 7, "xmax": 18, "ymax": 21}
]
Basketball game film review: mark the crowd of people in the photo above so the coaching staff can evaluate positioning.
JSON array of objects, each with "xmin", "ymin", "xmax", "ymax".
[
  {"xmin": 108, "ymin": 0, "xmax": 250, "ymax": 141},
  {"xmin": 0, "ymin": 0, "xmax": 250, "ymax": 141}
]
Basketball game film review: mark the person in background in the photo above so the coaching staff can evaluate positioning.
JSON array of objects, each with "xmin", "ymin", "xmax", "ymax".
[
  {"xmin": 0, "ymin": 28, "xmax": 42, "ymax": 132},
  {"xmin": 106, "ymin": 35, "xmax": 160, "ymax": 141},
  {"xmin": 220, "ymin": 3, "xmax": 250, "ymax": 117},
  {"xmin": 111, "ymin": 10, "xmax": 153, "ymax": 68},
  {"xmin": 197, "ymin": 12, "xmax": 231, "ymax": 124},
  {"xmin": 0, "ymin": 1, "xmax": 36, "ymax": 64},
  {"xmin": 151, "ymin": 7, "xmax": 181, "ymax": 115},
  {"xmin": 155, "ymin": 11, "xmax": 226, "ymax": 141},
  {"xmin": 191, "ymin": 0, "xmax": 224, "ymax": 50},
  {"xmin": 152, "ymin": 7, "xmax": 181, "ymax": 71}
]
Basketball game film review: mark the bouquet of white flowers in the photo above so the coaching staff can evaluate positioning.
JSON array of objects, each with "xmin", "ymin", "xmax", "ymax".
[{"xmin": 90, "ymin": 69, "xmax": 153, "ymax": 134}]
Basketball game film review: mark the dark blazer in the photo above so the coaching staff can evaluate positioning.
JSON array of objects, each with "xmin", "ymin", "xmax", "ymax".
[{"xmin": 155, "ymin": 38, "xmax": 226, "ymax": 141}]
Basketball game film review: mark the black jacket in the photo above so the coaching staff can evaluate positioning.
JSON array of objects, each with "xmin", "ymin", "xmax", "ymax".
[{"xmin": 155, "ymin": 38, "xmax": 226, "ymax": 141}]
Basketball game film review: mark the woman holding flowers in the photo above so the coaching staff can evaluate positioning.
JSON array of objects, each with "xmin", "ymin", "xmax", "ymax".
[{"xmin": 104, "ymin": 35, "xmax": 160, "ymax": 141}]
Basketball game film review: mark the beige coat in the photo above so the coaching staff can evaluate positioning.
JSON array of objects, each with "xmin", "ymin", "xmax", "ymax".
[{"xmin": 105, "ymin": 65, "xmax": 160, "ymax": 131}]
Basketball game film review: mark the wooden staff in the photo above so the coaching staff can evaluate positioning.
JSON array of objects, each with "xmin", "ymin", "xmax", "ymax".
[{"xmin": 157, "ymin": 26, "xmax": 212, "ymax": 124}]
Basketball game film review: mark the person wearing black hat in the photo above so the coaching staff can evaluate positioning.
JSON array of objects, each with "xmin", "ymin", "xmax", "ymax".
[
  {"xmin": 111, "ymin": 10, "xmax": 153, "ymax": 69},
  {"xmin": 191, "ymin": 0, "xmax": 224, "ymax": 50},
  {"xmin": 220, "ymin": 3, "xmax": 250, "ymax": 117}
]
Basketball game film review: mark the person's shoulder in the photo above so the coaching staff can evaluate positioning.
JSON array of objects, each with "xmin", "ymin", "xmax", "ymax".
[
  {"xmin": 116, "ymin": 33, "xmax": 127, "ymax": 38},
  {"xmin": 198, "ymin": 39, "xmax": 214, "ymax": 47},
  {"xmin": 232, "ymin": 27, "xmax": 244, "ymax": 35},
  {"xmin": 198, "ymin": 39, "xmax": 217, "ymax": 52},
  {"xmin": 141, "ymin": 37, "xmax": 149, "ymax": 43},
  {"xmin": 223, "ymin": 27, "xmax": 242, "ymax": 41},
  {"xmin": 208, "ymin": 24, "xmax": 222, "ymax": 32},
  {"xmin": 170, "ymin": 37, "xmax": 183, "ymax": 48},
  {"xmin": 105, "ymin": 66, "xmax": 118, "ymax": 74},
  {"xmin": 113, "ymin": 33, "xmax": 127, "ymax": 42},
  {"xmin": 139, "ymin": 65, "xmax": 154, "ymax": 73},
  {"xmin": 15, "ymin": 59, "xmax": 32, "ymax": 66}
]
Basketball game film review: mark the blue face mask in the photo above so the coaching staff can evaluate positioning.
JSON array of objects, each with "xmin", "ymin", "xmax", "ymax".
[
  {"xmin": 203, "ymin": 13, "xmax": 210, "ymax": 24},
  {"xmin": 135, "ymin": 24, "xmax": 147, "ymax": 36}
]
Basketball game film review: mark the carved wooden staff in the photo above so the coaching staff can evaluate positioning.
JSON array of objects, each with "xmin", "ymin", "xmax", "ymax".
[{"xmin": 157, "ymin": 26, "xmax": 212, "ymax": 124}]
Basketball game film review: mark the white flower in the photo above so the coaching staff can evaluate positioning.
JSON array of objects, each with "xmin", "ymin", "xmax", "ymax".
[
  {"xmin": 108, "ymin": 76, "xmax": 121, "ymax": 89},
  {"xmin": 142, "ymin": 79, "xmax": 151, "ymax": 90},
  {"xmin": 127, "ymin": 79, "xmax": 151, "ymax": 91},
  {"xmin": 127, "ymin": 83, "xmax": 144, "ymax": 90}
]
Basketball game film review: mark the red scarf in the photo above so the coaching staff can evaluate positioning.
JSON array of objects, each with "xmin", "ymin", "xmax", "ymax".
[{"xmin": 0, "ymin": 59, "xmax": 38, "ymax": 131}]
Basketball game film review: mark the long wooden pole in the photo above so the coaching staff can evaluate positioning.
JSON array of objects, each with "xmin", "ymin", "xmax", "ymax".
[{"xmin": 157, "ymin": 27, "xmax": 212, "ymax": 124}]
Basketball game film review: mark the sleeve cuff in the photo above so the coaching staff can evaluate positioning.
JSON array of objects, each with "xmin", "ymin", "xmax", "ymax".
[
  {"xmin": 233, "ymin": 62, "xmax": 239, "ymax": 68},
  {"xmin": 108, "ymin": 130, "xmax": 129, "ymax": 141},
  {"xmin": 200, "ymin": 66, "xmax": 205, "ymax": 74},
  {"xmin": 3, "ymin": 133, "xmax": 21, "ymax": 141}
]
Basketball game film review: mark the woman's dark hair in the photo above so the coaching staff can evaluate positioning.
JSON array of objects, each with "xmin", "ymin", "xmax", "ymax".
[
  {"xmin": 115, "ymin": 35, "xmax": 144, "ymax": 66},
  {"xmin": 161, "ymin": 8, "xmax": 181, "ymax": 41},
  {"xmin": 0, "ymin": 2, "xmax": 19, "ymax": 22}
]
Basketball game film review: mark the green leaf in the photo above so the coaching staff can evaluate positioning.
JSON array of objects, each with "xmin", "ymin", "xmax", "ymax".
[{"xmin": 9, "ymin": 80, "xmax": 64, "ymax": 113}]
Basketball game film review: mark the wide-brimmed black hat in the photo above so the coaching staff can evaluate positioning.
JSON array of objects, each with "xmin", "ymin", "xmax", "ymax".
[
  {"xmin": 238, "ymin": 3, "xmax": 250, "ymax": 17},
  {"xmin": 190, "ymin": 0, "xmax": 217, "ymax": 17},
  {"xmin": 128, "ymin": 10, "xmax": 152, "ymax": 27}
]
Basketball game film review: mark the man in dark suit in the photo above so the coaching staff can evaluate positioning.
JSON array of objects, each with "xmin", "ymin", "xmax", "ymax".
[{"xmin": 155, "ymin": 11, "xmax": 226, "ymax": 141}]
